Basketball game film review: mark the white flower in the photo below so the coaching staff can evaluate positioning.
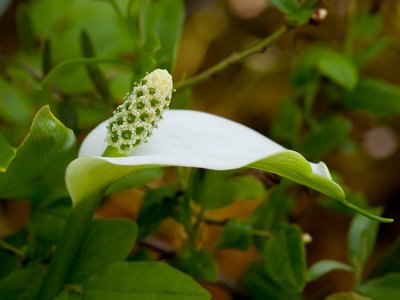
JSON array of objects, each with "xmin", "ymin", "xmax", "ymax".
[
  {"xmin": 69, "ymin": 109, "xmax": 391, "ymax": 223},
  {"xmin": 105, "ymin": 69, "xmax": 173, "ymax": 154}
]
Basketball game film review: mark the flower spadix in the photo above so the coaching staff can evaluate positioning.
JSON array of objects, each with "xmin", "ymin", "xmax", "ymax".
[{"xmin": 105, "ymin": 69, "xmax": 173, "ymax": 155}]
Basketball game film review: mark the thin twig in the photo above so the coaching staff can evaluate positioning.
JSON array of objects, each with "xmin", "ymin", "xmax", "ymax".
[
  {"xmin": 0, "ymin": 239, "xmax": 25, "ymax": 258},
  {"xmin": 174, "ymin": 26, "xmax": 289, "ymax": 90}
]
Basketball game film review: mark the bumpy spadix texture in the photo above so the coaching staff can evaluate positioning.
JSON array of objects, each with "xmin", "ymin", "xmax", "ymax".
[{"xmin": 106, "ymin": 69, "xmax": 173, "ymax": 154}]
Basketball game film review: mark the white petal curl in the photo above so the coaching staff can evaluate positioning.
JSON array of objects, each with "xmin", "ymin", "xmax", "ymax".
[{"xmin": 79, "ymin": 109, "xmax": 329, "ymax": 178}]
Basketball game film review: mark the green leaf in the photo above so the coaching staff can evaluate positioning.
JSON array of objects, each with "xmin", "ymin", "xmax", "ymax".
[
  {"xmin": 0, "ymin": 132, "xmax": 16, "ymax": 172},
  {"xmin": 300, "ymin": 117, "xmax": 351, "ymax": 160},
  {"xmin": 293, "ymin": 47, "xmax": 358, "ymax": 90},
  {"xmin": 82, "ymin": 261, "xmax": 211, "ymax": 299},
  {"xmin": 80, "ymin": 30, "xmax": 111, "ymax": 101},
  {"xmin": 315, "ymin": 50, "xmax": 358, "ymax": 90},
  {"xmin": 241, "ymin": 261, "xmax": 302, "ymax": 300},
  {"xmin": 69, "ymin": 218, "xmax": 137, "ymax": 284},
  {"xmin": 42, "ymin": 38, "xmax": 52, "ymax": 76},
  {"xmin": 357, "ymin": 273, "xmax": 400, "ymax": 300},
  {"xmin": 340, "ymin": 78, "xmax": 400, "ymax": 114},
  {"xmin": 307, "ymin": 260, "xmax": 353, "ymax": 282},
  {"xmin": 352, "ymin": 38, "xmax": 390, "ymax": 67},
  {"xmin": 270, "ymin": 0, "xmax": 315, "ymax": 25},
  {"xmin": 0, "ymin": 106, "xmax": 76, "ymax": 201},
  {"xmin": 326, "ymin": 292, "xmax": 371, "ymax": 300},
  {"xmin": 0, "ymin": 267, "xmax": 44, "ymax": 300},
  {"xmin": 145, "ymin": 0, "xmax": 184, "ymax": 71},
  {"xmin": 0, "ymin": 248, "xmax": 18, "ymax": 280},
  {"xmin": 193, "ymin": 170, "xmax": 265, "ymax": 209},
  {"xmin": 16, "ymin": 5, "xmax": 35, "ymax": 53},
  {"xmin": 28, "ymin": 205, "xmax": 70, "ymax": 244},
  {"xmin": 175, "ymin": 248, "xmax": 219, "ymax": 282},
  {"xmin": 348, "ymin": 207, "xmax": 382, "ymax": 280},
  {"xmin": 250, "ymin": 182, "xmax": 292, "ymax": 234},
  {"xmin": 263, "ymin": 224, "xmax": 306, "ymax": 291},
  {"xmin": 216, "ymin": 219, "xmax": 253, "ymax": 250},
  {"xmin": 271, "ymin": 97, "xmax": 302, "ymax": 145},
  {"xmin": 350, "ymin": 11, "xmax": 383, "ymax": 38},
  {"xmin": 137, "ymin": 185, "xmax": 179, "ymax": 238},
  {"xmin": 368, "ymin": 235, "xmax": 400, "ymax": 279}
]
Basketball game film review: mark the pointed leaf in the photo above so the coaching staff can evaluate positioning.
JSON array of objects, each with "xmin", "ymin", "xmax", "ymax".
[
  {"xmin": 357, "ymin": 273, "xmax": 400, "ymax": 300},
  {"xmin": 307, "ymin": 260, "xmax": 353, "ymax": 282},
  {"xmin": 82, "ymin": 261, "xmax": 210, "ymax": 299},
  {"xmin": 0, "ymin": 106, "xmax": 76, "ymax": 201}
]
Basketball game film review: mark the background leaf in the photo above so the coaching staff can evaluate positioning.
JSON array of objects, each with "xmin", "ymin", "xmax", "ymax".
[
  {"xmin": 69, "ymin": 218, "xmax": 137, "ymax": 283},
  {"xmin": 263, "ymin": 224, "xmax": 306, "ymax": 291},
  {"xmin": 307, "ymin": 260, "xmax": 353, "ymax": 282},
  {"xmin": 357, "ymin": 273, "xmax": 400, "ymax": 300},
  {"xmin": 82, "ymin": 261, "xmax": 211, "ymax": 299}
]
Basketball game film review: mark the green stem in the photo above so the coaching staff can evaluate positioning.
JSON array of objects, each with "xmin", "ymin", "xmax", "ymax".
[
  {"xmin": 102, "ymin": 145, "xmax": 125, "ymax": 157},
  {"xmin": 174, "ymin": 26, "xmax": 290, "ymax": 90},
  {"xmin": 36, "ymin": 192, "xmax": 103, "ymax": 300}
]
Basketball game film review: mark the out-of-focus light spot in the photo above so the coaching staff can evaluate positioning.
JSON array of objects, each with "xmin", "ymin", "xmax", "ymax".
[
  {"xmin": 244, "ymin": 49, "xmax": 278, "ymax": 73},
  {"xmin": 229, "ymin": 0, "xmax": 269, "ymax": 19},
  {"xmin": 363, "ymin": 127, "xmax": 398, "ymax": 159},
  {"xmin": 192, "ymin": 6, "xmax": 229, "ymax": 42}
]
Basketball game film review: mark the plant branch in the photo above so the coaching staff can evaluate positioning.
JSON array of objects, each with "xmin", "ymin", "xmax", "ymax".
[{"xmin": 174, "ymin": 26, "xmax": 289, "ymax": 90}]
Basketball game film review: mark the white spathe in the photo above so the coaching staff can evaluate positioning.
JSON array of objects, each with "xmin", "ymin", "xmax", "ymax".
[
  {"xmin": 80, "ymin": 109, "xmax": 330, "ymax": 177},
  {"xmin": 70, "ymin": 109, "xmax": 392, "ymax": 222}
]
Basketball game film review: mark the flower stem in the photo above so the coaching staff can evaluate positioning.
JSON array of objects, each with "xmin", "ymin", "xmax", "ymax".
[
  {"xmin": 0, "ymin": 239, "xmax": 24, "ymax": 258},
  {"xmin": 36, "ymin": 192, "xmax": 103, "ymax": 300},
  {"xmin": 102, "ymin": 145, "xmax": 125, "ymax": 157},
  {"xmin": 174, "ymin": 25, "xmax": 290, "ymax": 90}
]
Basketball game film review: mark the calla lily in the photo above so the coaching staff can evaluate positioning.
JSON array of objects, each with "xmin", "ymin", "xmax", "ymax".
[{"xmin": 67, "ymin": 109, "xmax": 390, "ymax": 223}]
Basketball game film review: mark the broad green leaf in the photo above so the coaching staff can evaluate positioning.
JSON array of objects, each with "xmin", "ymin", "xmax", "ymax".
[
  {"xmin": 300, "ymin": 117, "xmax": 351, "ymax": 160},
  {"xmin": 348, "ymin": 207, "xmax": 382, "ymax": 280},
  {"xmin": 263, "ymin": 224, "xmax": 306, "ymax": 291},
  {"xmin": 241, "ymin": 261, "xmax": 302, "ymax": 300},
  {"xmin": 307, "ymin": 260, "xmax": 353, "ymax": 282},
  {"xmin": 341, "ymin": 78, "xmax": 400, "ymax": 114},
  {"xmin": 82, "ymin": 261, "xmax": 211, "ymax": 299},
  {"xmin": 69, "ymin": 218, "xmax": 137, "ymax": 284},
  {"xmin": 0, "ymin": 133, "xmax": 16, "ymax": 172},
  {"xmin": 0, "ymin": 106, "xmax": 76, "ymax": 202},
  {"xmin": 193, "ymin": 170, "xmax": 265, "ymax": 209},
  {"xmin": 175, "ymin": 248, "xmax": 219, "ymax": 282},
  {"xmin": 71, "ymin": 110, "xmax": 391, "ymax": 223},
  {"xmin": 215, "ymin": 219, "xmax": 253, "ymax": 250},
  {"xmin": 145, "ymin": 0, "xmax": 184, "ymax": 71},
  {"xmin": 326, "ymin": 292, "xmax": 371, "ymax": 300},
  {"xmin": 270, "ymin": 0, "xmax": 315, "ymax": 25},
  {"xmin": 0, "ymin": 267, "xmax": 44, "ymax": 300},
  {"xmin": 357, "ymin": 273, "xmax": 400, "ymax": 300}
]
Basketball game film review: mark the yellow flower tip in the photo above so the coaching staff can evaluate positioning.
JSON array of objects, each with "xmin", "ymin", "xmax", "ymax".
[{"xmin": 105, "ymin": 69, "xmax": 173, "ymax": 155}]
